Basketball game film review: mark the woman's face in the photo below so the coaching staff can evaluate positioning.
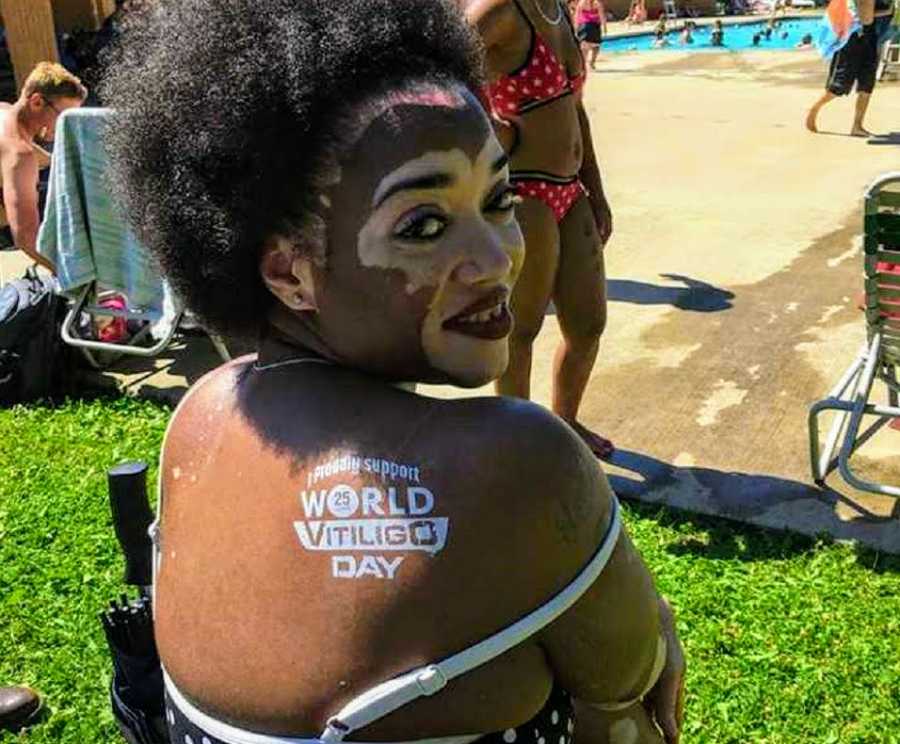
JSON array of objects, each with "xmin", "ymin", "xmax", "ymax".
[{"xmin": 310, "ymin": 88, "xmax": 525, "ymax": 387}]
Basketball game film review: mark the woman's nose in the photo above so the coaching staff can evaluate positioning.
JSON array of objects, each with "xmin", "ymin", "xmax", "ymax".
[{"xmin": 453, "ymin": 227, "xmax": 517, "ymax": 286}]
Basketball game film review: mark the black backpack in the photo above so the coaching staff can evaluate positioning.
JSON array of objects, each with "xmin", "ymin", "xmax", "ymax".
[{"xmin": 0, "ymin": 268, "xmax": 74, "ymax": 406}]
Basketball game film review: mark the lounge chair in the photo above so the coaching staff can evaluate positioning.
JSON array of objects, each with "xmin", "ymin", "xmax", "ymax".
[
  {"xmin": 878, "ymin": 34, "xmax": 900, "ymax": 81},
  {"xmin": 808, "ymin": 172, "xmax": 900, "ymax": 497},
  {"xmin": 36, "ymin": 108, "xmax": 231, "ymax": 368},
  {"xmin": 663, "ymin": 0, "xmax": 680, "ymax": 20}
]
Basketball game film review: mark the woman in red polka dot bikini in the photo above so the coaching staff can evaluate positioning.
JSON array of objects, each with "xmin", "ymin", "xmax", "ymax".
[{"xmin": 461, "ymin": 0, "xmax": 615, "ymax": 459}]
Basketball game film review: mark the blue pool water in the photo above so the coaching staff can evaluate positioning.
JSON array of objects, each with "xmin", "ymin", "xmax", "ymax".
[{"xmin": 602, "ymin": 16, "xmax": 823, "ymax": 52}]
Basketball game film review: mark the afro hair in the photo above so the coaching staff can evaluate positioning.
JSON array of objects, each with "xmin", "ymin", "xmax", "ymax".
[{"xmin": 101, "ymin": 0, "xmax": 484, "ymax": 339}]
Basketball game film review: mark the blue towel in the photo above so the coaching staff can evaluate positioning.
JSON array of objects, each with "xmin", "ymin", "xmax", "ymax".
[{"xmin": 36, "ymin": 108, "xmax": 167, "ymax": 314}]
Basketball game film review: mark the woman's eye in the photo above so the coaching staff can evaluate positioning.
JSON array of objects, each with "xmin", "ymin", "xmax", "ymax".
[
  {"xmin": 395, "ymin": 214, "xmax": 447, "ymax": 241},
  {"xmin": 488, "ymin": 186, "xmax": 521, "ymax": 212}
]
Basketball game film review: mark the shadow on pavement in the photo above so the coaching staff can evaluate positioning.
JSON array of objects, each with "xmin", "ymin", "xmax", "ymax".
[
  {"xmin": 868, "ymin": 132, "xmax": 900, "ymax": 146},
  {"xmin": 606, "ymin": 448, "xmax": 900, "ymax": 556},
  {"xmin": 607, "ymin": 274, "xmax": 735, "ymax": 312}
]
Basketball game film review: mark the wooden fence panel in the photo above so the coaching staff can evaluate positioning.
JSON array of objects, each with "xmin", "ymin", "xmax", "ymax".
[{"xmin": 0, "ymin": 0, "xmax": 59, "ymax": 92}]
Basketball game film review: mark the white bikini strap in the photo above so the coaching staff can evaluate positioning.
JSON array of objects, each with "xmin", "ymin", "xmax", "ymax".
[
  {"xmin": 320, "ymin": 497, "xmax": 623, "ymax": 742},
  {"xmin": 164, "ymin": 671, "xmax": 482, "ymax": 744}
]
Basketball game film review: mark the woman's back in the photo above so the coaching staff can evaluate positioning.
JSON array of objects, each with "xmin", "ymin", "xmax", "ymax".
[
  {"xmin": 155, "ymin": 352, "xmax": 645, "ymax": 737},
  {"xmin": 103, "ymin": 1, "xmax": 682, "ymax": 740}
]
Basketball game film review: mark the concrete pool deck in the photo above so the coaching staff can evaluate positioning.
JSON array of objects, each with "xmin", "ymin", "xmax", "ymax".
[{"xmin": 4, "ymin": 48, "xmax": 899, "ymax": 551}]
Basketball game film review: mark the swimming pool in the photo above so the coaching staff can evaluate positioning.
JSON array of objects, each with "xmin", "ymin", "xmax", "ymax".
[{"xmin": 603, "ymin": 16, "xmax": 823, "ymax": 52}]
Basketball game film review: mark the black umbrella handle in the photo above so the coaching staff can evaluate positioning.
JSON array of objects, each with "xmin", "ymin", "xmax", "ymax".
[{"xmin": 108, "ymin": 461, "xmax": 155, "ymax": 589}]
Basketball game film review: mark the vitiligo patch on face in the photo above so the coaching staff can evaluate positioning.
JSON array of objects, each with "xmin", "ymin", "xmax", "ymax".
[
  {"xmin": 294, "ymin": 454, "xmax": 449, "ymax": 581},
  {"xmin": 357, "ymin": 141, "xmax": 506, "ymax": 295}
]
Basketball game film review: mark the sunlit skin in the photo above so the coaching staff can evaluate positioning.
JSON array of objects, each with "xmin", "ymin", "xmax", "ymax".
[
  {"xmin": 0, "ymin": 92, "xmax": 83, "ymax": 272},
  {"xmin": 155, "ymin": 90, "xmax": 673, "ymax": 740},
  {"xmin": 805, "ymin": 0, "xmax": 891, "ymax": 137},
  {"xmin": 262, "ymin": 88, "xmax": 524, "ymax": 388}
]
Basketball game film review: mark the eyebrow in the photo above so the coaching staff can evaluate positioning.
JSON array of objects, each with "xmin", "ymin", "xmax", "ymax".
[
  {"xmin": 372, "ymin": 151, "xmax": 510, "ymax": 209},
  {"xmin": 374, "ymin": 172, "xmax": 455, "ymax": 209}
]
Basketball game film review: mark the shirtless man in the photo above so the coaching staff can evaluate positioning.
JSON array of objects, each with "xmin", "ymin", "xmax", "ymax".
[{"xmin": 0, "ymin": 63, "xmax": 86, "ymax": 272}]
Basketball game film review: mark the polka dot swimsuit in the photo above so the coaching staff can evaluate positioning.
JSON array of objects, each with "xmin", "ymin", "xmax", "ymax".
[
  {"xmin": 163, "ymin": 685, "xmax": 576, "ymax": 744},
  {"xmin": 485, "ymin": 35, "xmax": 585, "ymax": 119},
  {"xmin": 484, "ymin": 0, "xmax": 586, "ymax": 119},
  {"xmin": 482, "ymin": 686, "xmax": 575, "ymax": 744},
  {"xmin": 511, "ymin": 177, "xmax": 586, "ymax": 223},
  {"xmin": 484, "ymin": 0, "xmax": 588, "ymax": 224}
]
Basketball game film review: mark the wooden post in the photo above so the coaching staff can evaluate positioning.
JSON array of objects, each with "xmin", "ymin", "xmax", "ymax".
[
  {"xmin": 0, "ymin": 0, "xmax": 59, "ymax": 93},
  {"xmin": 52, "ymin": 0, "xmax": 117, "ymax": 33}
]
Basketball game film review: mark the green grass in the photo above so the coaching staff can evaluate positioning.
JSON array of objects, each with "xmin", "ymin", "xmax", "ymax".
[{"xmin": 1, "ymin": 398, "xmax": 900, "ymax": 743}]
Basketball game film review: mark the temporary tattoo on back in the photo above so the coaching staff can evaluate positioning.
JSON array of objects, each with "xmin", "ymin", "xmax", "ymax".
[{"xmin": 294, "ymin": 453, "xmax": 449, "ymax": 581}]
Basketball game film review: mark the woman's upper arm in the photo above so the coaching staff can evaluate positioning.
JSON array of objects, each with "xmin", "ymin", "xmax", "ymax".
[
  {"xmin": 457, "ymin": 399, "xmax": 663, "ymax": 706},
  {"xmin": 462, "ymin": 0, "xmax": 519, "ymax": 52},
  {"xmin": 535, "ymin": 462, "xmax": 663, "ymax": 705}
]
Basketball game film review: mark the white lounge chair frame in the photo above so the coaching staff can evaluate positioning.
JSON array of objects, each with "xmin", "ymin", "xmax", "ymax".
[
  {"xmin": 878, "ymin": 35, "xmax": 899, "ymax": 81},
  {"xmin": 61, "ymin": 284, "xmax": 231, "ymax": 369},
  {"xmin": 808, "ymin": 172, "xmax": 900, "ymax": 497}
]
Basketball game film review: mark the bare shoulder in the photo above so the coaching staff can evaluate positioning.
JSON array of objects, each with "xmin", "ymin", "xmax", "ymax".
[
  {"xmin": 459, "ymin": 0, "xmax": 522, "ymax": 47},
  {"xmin": 0, "ymin": 139, "xmax": 37, "ymax": 170},
  {"xmin": 436, "ymin": 396, "xmax": 613, "ymax": 546},
  {"xmin": 162, "ymin": 357, "xmax": 251, "ymax": 455}
]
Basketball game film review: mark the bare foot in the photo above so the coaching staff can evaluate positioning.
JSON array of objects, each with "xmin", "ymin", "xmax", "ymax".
[
  {"xmin": 850, "ymin": 126, "xmax": 873, "ymax": 137},
  {"xmin": 805, "ymin": 108, "xmax": 819, "ymax": 132},
  {"xmin": 567, "ymin": 420, "xmax": 615, "ymax": 460}
]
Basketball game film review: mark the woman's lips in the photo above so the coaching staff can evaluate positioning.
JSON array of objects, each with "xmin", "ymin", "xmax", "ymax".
[{"xmin": 442, "ymin": 289, "xmax": 512, "ymax": 340}]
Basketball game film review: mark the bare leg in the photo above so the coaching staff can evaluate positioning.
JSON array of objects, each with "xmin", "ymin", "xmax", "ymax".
[
  {"xmin": 590, "ymin": 45, "xmax": 600, "ymax": 70},
  {"xmin": 850, "ymin": 92, "xmax": 872, "ymax": 136},
  {"xmin": 806, "ymin": 91, "xmax": 836, "ymax": 132},
  {"xmin": 553, "ymin": 195, "xmax": 612, "ymax": 459},
  {"xmin": 581, "ymin": 42, "xmax": 592, "ymax": 63},
  {"xmin": 495, "ymin": 198, "xmax": 560, "ymax": 400}
]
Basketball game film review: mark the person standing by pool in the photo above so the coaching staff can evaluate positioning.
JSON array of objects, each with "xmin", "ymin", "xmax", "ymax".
[
  {"xmin": 626, "ymin": 0, "xmax": 648, "ymax": 24},
  {"xmin": 575, "ymin": 0, "xmax": 607, "ymax": 70},
  {"xmin": 459, "ymin": 0, "xmax": 616, "ymax": 459},
  {"xmin": 711, "ymin": 19, "xmax": 725, "ymax": 46},
  {"xmin": 805, "ymin": 0, "xmax": 885, "ymax": 136}
]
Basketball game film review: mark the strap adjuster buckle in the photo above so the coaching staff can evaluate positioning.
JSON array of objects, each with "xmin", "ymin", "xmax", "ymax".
[
  {"xmin": 322, "ymin": 716, "xmax": 351, "ymax": 742},
  {"xmin": 415, "ymin": 665, "xmax": 448, "ymax": 696}
]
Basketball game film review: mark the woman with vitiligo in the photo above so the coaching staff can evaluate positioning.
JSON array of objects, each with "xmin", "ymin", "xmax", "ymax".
[{"xmin": 102, "ymin": 1, "xmax": 685, "ymax": 743}]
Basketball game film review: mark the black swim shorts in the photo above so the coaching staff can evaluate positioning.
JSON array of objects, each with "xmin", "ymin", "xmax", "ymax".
[
  {"xmin": 577, "ymin": 22, "xmax": 603, "ymax": 44},
  {"xmin": 826, "ymin": 24, "xmax": 878, "ymax": 96}
]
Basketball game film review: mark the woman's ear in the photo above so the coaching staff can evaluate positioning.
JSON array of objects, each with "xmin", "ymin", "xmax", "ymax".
[{"xmin": 260, "ymin": 236, "xmax": 319, "ymax": 313}]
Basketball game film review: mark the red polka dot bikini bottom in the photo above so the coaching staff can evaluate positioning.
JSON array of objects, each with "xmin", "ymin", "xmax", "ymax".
[{"xmin": 511, "ymin": 172, "xmax": 586, "ymax": 223}]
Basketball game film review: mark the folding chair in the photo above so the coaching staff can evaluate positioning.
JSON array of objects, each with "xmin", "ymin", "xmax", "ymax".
[
  {"xmin": 36, "ymin": 108, "xmax": 230, "ymax": 368},
  {"xmin": 878, "ymin": 35, "xmax": 900, "ymax": 81},
  {"xmin": 808, "ymin": 172, "xmax": 900, "ymax": 497}
]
